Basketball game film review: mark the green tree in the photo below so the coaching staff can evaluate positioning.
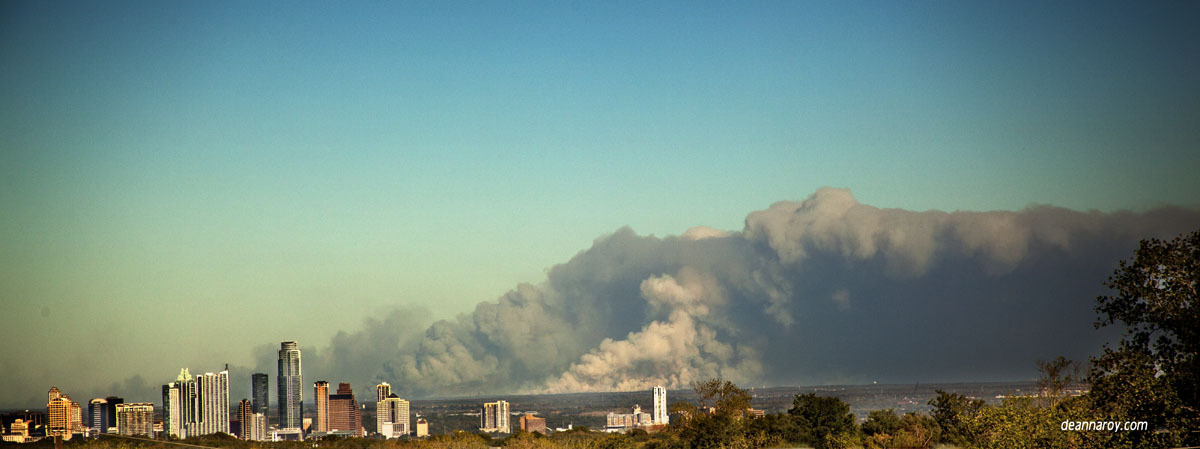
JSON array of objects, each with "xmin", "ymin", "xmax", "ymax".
[
  {"xmin": 929, "ymin": 390, "xmax": 984, "ymax": 447},
  {"xmin": 1090, "ymin": 229, "xmax": 1200, "ymax": 447},
  {"xmin": 860, "ymin": 409, "xmax": 901, "ymax": 437},
  {"xmin": 788, "ymin": 393, "xmax": 855, "ymax": 449},
  {"xmin": 691, "ymin": 378, "xmax": 753, "ymax": 417}
]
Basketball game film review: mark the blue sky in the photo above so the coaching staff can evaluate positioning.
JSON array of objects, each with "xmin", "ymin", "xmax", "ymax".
[{"xmin": 1, "ymin": 1, "xmax": 1198, "ymax": 404}]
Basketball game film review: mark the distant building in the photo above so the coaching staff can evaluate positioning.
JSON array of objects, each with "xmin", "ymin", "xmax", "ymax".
[
  {"xmin": 745, "ymin": 408, "xmax": 765, "ymax": 418},
  {"xmin": 165, "ymin": 366, "xmax": 228, "ymax": 437},
  {"xmin": 251, "ymin": 373, "xmax": 269, "ymax": 417},
  {"xmin": 2, "ymin": 419, "xmax": 30, "ymax": 443},
  {"xmin": 652, "ymin": 386, "xmax": 667, "ymax": 425},
  {"xmin": 277, "ymin": 341, "xmax": 303, "ymax": 430},
  {"xmin": 237, "ymin": 399, "xmax": 266, "ymax": 441},
  {"xmin": 115, "ymin": 403, "xmax": 154, "ymax": 437},
  {"xmin": 47, "ymin": 387, "xmax": 78, "ymax": 440},
  {"xmin": 88, "ymin": 398, "xmax": 109, "ymax": 435},
  {"xmin": 196, "ymin": 369, "xmax": 230, "ymax": 435},
  {"xmin": 103, "ymin": 397, "xmax": 122, "ymax": 433},
  {"xmin": 376, "ymin": 394, "xmax": 409, "ymax": 438},
  {"xmin": 162, "ymin": 382, "xmax": 182, "ymax": 438},
  {"xmin": 606, "ymin": 404, "xmax": 652, "ymax": 431},
  {"xmin": 519, "ymin": 413, "xmax": 546, "ymax": 434},
  {"xmin": 415, "ymin": 418, "xmax": 429, "ymax": 437},
  {"xmin": 480, "ymin": 400, "xmax": 510, "ymax": 433},
  {"xmin": 328, "ymin": 383, "xmax": 361, "ymax": 436},
  {"xmin": 313, "ymin": 381, "xmax": 329, "ymax": 432},
  {"xmin": 376, "ymin": 382, "xmax": 391, "ymax": 403}
]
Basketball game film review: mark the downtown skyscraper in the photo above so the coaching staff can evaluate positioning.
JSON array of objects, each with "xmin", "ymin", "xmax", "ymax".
[
  {"xmin": 251, "ymin": 373, "xmax": 269, "ymax": 417},
  {"xmin": 162, "ymin": 367, "xmax": 228, "ymax": 438},
  {"xmin": 277, "ymin": 341, "xmax": 303, "ymax": 430}
]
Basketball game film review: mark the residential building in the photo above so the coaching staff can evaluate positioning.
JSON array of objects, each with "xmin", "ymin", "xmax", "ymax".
[
  {"xmin": 313, "ymin": 381, "xmax": 329, "ymax": 432},
  {"xmin": 277, "ymin": 341, "xmax": 303, "ymax": 430},
  {"xmin": 237, "ymin": 399, "xmax": 266, "ymax": 441},
  {"xmin": 115, "ymin": 403, "xmax": 154, "ymax": 437},
  {"xmin": 2, "ymin": 419, "xmax": 30, "ymax": 443},
  {"xmin": 480, "ymin": 400, "xmax": 509, "ymax": 433},
  {"xmin": 163, "ymin": 382, "xmax": 183, "ymax": 438},
  {"xmin": 196, "ymin": 369, "xmax": 230, "ymax": 435},
  {"xmin": 251, "ymin": 373, "xmax": 269, "ymax": 417},
  {"xmin": 653, "ymin": 386, "xmax": 668, "ymax": 425}
]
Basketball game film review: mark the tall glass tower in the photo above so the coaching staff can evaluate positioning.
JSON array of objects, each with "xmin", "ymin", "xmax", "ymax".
[
  {"xmin": 251, "ymin": 373, "xmax": 269, "ymax": 417},
  {"xmin": 277, "ymin": 341, "xmax": 303, "ymax": 429}
]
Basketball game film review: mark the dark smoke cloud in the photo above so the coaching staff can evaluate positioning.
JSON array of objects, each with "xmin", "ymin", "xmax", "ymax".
[
  {"xmin": 296, "ymin": 187, "xmax": 1200, "ymax": 397},
  {"xmin": 66, "ymin": 188, "xmax": 1200, "ymax": 404}
]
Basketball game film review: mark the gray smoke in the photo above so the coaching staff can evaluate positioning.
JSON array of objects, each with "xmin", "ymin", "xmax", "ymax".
[
  {"xmin": 88, "ymin": 187, "xmax": 1198, "ymax": 405},
  {"xmin": 285, "ymin": 187, "xmax": 1199, "ymax": 398}
]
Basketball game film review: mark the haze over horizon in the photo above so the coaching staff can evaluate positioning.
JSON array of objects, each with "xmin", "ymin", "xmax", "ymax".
[{"xmin": 2, "ymin": 1, "xmax": 1199, "ymax": 409}]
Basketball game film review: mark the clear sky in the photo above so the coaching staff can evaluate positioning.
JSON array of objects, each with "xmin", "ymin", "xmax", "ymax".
[{"xmin": 1, "ymin": 1, "xmax": 1198, "ymax": 405}]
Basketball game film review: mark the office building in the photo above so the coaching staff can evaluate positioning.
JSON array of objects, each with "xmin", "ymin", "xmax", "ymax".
[
  {"xmin": 115, "ymin": 403, "xmax": 154, "ymax": 437},
  {"xmin": 376, "ymin": 382, "xmax": 390, "ymax": 403},
  {"xmin": 480, "ymin": 400, "xmax": 509, "ymax": 433},
  {"xmin": 376, "ymin": 394, "xmax": 409, "ymax": 438},
  {"xmin": 251, "ymin": 373, "xmax": 269, "ymax": 417},
  {"xmin": 313, "ymin": 381, "xmax": 329, "ymax": 432},
  {"xmin": 103, "ymin": 397, "xmax": 123, "ymax": 432},
  {"xmin": 415, "ymin": 418, "xmax": 429, "ymax": 437},
  {"xmin": 653, "ymin": 386, "xmax": 668, "ymax": 425},
  {"xmin": 88, "ymin": 398, "xmax": 109, "ymax": 435},
  {"xmin": 277, "ymin": 341, "xmax": 303, "ymax": 429},
  {"xmin": 165, "ymin": 366, "xmax": 228, "ymax": 437},
  {"xmin": 328, "ymin": 383, "xmax": 361, "ymax": 436},
  {"xmin": 519, "ymin": 413, "xmax": 546, "ymax": 434}
]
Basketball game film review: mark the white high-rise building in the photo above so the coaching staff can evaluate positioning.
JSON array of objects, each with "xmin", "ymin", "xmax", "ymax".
[
  {"xmin": 480, "ymin": 400, "xmax": 510, "ymax": 433},
  {"xmin": 163, "ymin": 381, "xmax": 184, "ymax": 438},
  {"xmin": 377, "ymin": 395, "xmax": 410, "ymax": 438},
  {"xmin": 653, "ymin": 386, "xmax": 667, "ymax": 425},
  {"xmin": 167, "ymin": 367, "xmax": 228, "ymax": 437},
  {"xmin": 197, "ymin": 369, "xmax": 230, "ymax": 435}
]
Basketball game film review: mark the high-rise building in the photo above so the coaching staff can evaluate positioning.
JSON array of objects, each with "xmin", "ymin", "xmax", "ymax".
[
  {"xmin": 251, "ymin": 373, "xmax": 269, "ymax": 417},
  {"xmin": 480, "ymin": 400, "xmax": 509, "ymax": 433},
  {"xmin": 375, "ymin": 382, "xmax": 390, "ymax": 403},
  {"xmin": 196, "ymin": 369, "xmax": 230, "ymax": 435},
  {"xmin": 104, "ymin": 397, "xmax": 123, "ymax": 432},
  {"xmin": 115, "ymin": 403, "xmax": 154, "ymax": 437},
  {"xmin": 236, "ymin": 399, "xmax": 266, "ymax": 441},
  {"xmin": 376, "ymin": 394, "xmax": 409, "ymax": 438},
  {"xmin": 46, "ymin": 387, "xmax": 77, "ymax": 440},
  {"xmin": 163, "ymin": 382, "xmax": 183, "ymax": 438},
  {"xmin": 652, "ymin": 386, "xmax": 668, "ymax": 425},
  {"xmin": 328, "ymin": 383, "xmax": 361, "ymax": 436},
  {"xmin": 166, "ymin": 366, "xmax": 228, "ymax": 437},
  {"xmin": 313, "ymin": 381, "xmax": 329, "ymax": 432},
  {"xmin": 88, "ymin": 398, "xmax": 109, "ymax": 434},
  {"xmin": 277, "ymin": 341, "xmax": 303, "ymax": 430}
]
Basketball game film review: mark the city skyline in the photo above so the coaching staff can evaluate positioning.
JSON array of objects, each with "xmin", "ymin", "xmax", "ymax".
[{"xmin": 3, "ymin": 1, "xmax": 1200, "ymax": 410}]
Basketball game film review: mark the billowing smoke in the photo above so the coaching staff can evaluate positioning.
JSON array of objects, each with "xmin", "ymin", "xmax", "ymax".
[
  {"xmin": 262, "ymin": 187, "xmax": 1197, "ymax": 398},
  {"xmin": 67, "ymin": 187, "xmax": 1189, "ymax": 406}
]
